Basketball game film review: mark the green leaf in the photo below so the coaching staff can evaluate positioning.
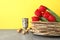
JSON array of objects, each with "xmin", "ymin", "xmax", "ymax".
[{"xmin": 40, "ymin": 17, "xmax": 48, "ymax": 22}]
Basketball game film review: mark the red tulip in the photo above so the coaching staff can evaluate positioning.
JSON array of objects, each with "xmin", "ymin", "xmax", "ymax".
[
  {"xmin": 42, "ymin": 11, "xmax": 50, "ymax": 18},
  {"xmin": 32, "ymin": 16, "xmax": 40, "ymax": 21},
  {"xmin": 48, "ymin": 15, "xmax": 56, "ymax": 22},
  {"xmin": 35, "ymin": 9, "xmax": 42, "ymax": 17},
  {"xmin": 38, "ymin": 5, "xmax": 47, "ymax": 12},
  {"xmin": 42, "ymin": 11, "xmax": 56, "ymax": 22}
]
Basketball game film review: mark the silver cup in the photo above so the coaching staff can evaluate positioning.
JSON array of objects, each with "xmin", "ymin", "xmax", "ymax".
[{"xmin": 22, "ymin": 18, "xmax": 28, "ymax": 29}]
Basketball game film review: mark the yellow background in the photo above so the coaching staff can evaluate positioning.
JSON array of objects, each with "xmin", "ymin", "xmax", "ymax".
[{"xmin": 0, "ymin": 0, "xmax": 60, "ymax": 29}]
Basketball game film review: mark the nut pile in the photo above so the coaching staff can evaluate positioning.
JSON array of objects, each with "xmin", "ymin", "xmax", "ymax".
[{"xmin": 17, "ymin": 28, "xmax": 29, "ymax": 35}]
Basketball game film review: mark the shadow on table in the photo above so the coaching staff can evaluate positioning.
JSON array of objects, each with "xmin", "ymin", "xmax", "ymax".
[{"xmin": 33, "ymin": 34, "xmax": 60, "ymax": 38}]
